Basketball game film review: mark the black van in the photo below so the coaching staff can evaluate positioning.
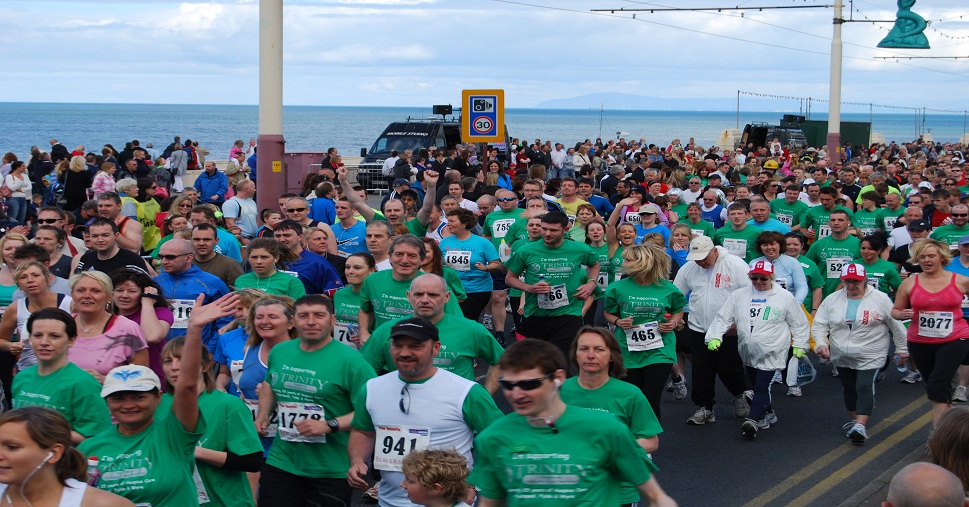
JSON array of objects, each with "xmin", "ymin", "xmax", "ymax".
[
  {"xmin": 738, "ymin": 115, "xmax": 809, "ymax": 150},
  {"xmin": 356, "ymin": 107, "xmax": 510, "ymax": 191}
]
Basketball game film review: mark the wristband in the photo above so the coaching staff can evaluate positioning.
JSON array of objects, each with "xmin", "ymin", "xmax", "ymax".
[{"xmin": 142, "ymin": 293, "xmax": 160, "ymax": 300}]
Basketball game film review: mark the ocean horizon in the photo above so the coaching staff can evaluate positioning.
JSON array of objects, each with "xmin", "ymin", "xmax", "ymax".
[{"xmin": 2, "ymin": 102, "xmax": 965, "ymax": 162}]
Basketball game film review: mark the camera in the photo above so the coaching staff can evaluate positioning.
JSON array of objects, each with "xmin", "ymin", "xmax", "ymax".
[{"xmin": 472, "ymin": 98, "xmax": 493, "ymax": 112}]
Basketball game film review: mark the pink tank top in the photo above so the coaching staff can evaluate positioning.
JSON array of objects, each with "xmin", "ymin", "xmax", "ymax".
[{"xmin": 907, "ymin": 273, "xmax": 969, "ymax": 343}]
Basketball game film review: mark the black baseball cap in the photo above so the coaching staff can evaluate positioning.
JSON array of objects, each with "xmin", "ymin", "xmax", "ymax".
[
  {"xmin": 908, "ymin": 219, "xmax": 931, "ymax": 231},
  {"xmin": 390, "ymin": 318, "xmax": 439, "ymax": 342}
]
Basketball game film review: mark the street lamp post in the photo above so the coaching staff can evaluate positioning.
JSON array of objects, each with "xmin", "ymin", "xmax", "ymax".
[{"xmin": 827, "ymin": 0, "xmax": 843, "ymax": 160}]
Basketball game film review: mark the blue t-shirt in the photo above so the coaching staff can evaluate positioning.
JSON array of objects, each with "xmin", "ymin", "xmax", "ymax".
[
  {"xmin": 333, "ymin": 220, "xmax": 369, "ymax": 257},
  {"xmin": 284, "ymin": 250, "xmax": 343, "ymax": 295},
  {"xmin": 213, "ymin": 327, "xmax": 247, "ymax": 397},
  {"xmin": 439, "ymin": 234, "xmax": 500, "ymax": 293},
  {"xmin": 635, "ymin": 224, "xmax": 671, "ymax": 244},
  {"xmin": 945, "ymin": 260, "xmax": 969, "ymax": 318},
  {"xmin": 747, "ymin": 218, "xmax": 792, "ymax": 234},
  {"xmin": 238, "ymin": 343, "xmax": 273, "ymax": 455},
  {"xmin": 309, "ymin": 197, "xmax": 336, "ymax": 225}
]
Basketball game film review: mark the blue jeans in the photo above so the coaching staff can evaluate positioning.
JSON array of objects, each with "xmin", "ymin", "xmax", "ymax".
[
  {"xmin": 6, "ymin": 197, "xmax": 26, "ymax": 224},
  {"xmin": 745, "ymin": 366, "xmax": 775, "ymax": 421}
]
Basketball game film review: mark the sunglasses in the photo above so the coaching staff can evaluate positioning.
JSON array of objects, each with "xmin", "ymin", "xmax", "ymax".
[
  {"xmin": 498, "ymin": 373, "xmax": 553, "ymax": 391},
  {"xmin": 287, "ymin": 207, "xmax": 307, "ymax": 213},
  {"xmin": 36, "ymin": 218, "xmax": 60, "ymax": 224},
  {"xmin": 399, "ymin": 383, "xmax": 411, "ymax": 414},
  {"xmin": 497, "ymin": 197, "xmax": 518, "ymax": 203},
  {"xmin": 952, "ymin": 214, "xmax": 969, "ymax": 217},
  {"xmin": 748, "ymin": 275, "xmax": 769, "ymax": 282},
  {"xmin": 158, "ymin": 253, "xmax": 191, "ymax": 261}
]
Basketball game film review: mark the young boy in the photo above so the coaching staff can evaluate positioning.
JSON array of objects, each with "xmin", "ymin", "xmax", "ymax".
[{"xmin": 400, "ymin": 449, "xmax": 473, "ymax": 507}]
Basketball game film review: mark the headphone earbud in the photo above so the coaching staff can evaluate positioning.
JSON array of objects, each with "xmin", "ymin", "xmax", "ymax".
[
  {"xmin": 44, "ymin": 452, "xmax": 53, "ymax": 461},
  {"xmin": 553, "ymin": 379, "xmax": 561, "ymax": 388}
]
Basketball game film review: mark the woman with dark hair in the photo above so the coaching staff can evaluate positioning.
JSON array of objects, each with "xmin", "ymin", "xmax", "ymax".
[
  {"xmin": 440, "ymin": 208, "xmax": 501, "ymax": 322},
  {"xmin": 333, "ymin": 253, "xmax": 376, "ymax": 349},
  {"xmin": 136, "ymin": 177, "xmax": 162, "ymax": 253},
  {"xmin": 561, "ymin": 326, "xmax": 661, "ymax": 507},
  {"xmin": 0, "ymin": 261, "xmax": 73, "ymax": 370},
  {"xmin": 420, "ymin": 237, "xmax": 467, "ymax": 304},
  {"xmin": 111, "ymin": 270, "xmax": 174, "ymax": 384},
  {"xmin": 5, "ymin": 161, "xmax": 32, "ymax": 224},
  {"xmin": 33, "ymin": 225, "xmax": 73, "ymax": 278},
  {"xmin": 929, "ymin": 406, "xmax": 969, "ymax": 494},
  {"xmin": 11, "ymin": 308, "xmax": 111, "ymax": 444},
  {"xmin": 484, "ymin": 160, "xmax": 512, "ymax": 191},
  {"xmin": 856, "ymin": 232, "xmax": 902, "ymax": 298},
  {"xmin": 0, "ymin": 407, "xmax": 132, "ymax": 506},
  {"xmin": 159, "ymin": 337, "xmax": 263, "ymax": 507},
  {"xmin": 234, "ymin": 238, "xmax": 305, "ymax": 298}
]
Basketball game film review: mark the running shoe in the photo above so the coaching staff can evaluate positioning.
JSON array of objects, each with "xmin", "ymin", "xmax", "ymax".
[
  {"xmin": 743, "ymin": 389, "xmax": 754, "ymax": 405},
  {"xmin": 875, "ymin": 370, "xmax": 886, "ymax": 383},
  {"xmin": 665, "ymin": 379, "xmax": 674, "ymax": 392},
  {"xmin": 847, "ymin": 423, "xmax": 868, "ymax": 445},
  {"xmin": 759, "ymin": 411, "xmax": 778, "ymax": 428},
  {"xmin": 733, "ymin": 394, "xmax": 750, "ymax": 419},
  {"xmin": 832, "ymin": 365, "xmax": 839, "ymax": 377},
  {"xmin": 842, "ymin": 420, "xmax": 856, "ymax": 437},
  {"xmin": 771, "ymin": 370, "xmax": 783, "ymax": 384},
  {"xmin": 954, "ymin": 386, "xmax": 968, "ymax": 402},
  {"xmin": 481, "ymin": 314, "xmax": 493, "ymax": 331},
  {"xmin": 494, "ymin": 331, "xmax": 507, "ymax": 347},
  {"xmin": 361, "ymin": 483, "xmax": 379, "ymax": 503},
  {"xmin": 741, "ymin": 419, "xmax": 758, "ymax": 439},
  {"xmin": 786, "ymin": 386, "xmax": 802, "ymax": 397},
  {"xmin": 687, "ymin": 407, "xmax": 716, "ymax": 425},
  {"xmin": 901, "ymin": 370, "xmax": 922, "ymax": 384},
  {"xmin": 670, "ymin": 378, "xmax": 687, "ymax": 400}
]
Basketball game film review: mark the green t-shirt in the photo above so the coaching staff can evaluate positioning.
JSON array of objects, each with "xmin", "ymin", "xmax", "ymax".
[
  {"xmin": 333, "ymin": 286, "xmax": 363, "ymax": 347},
  {"xmin": 876, "ymin": 206, "xmax": 906, "ymax": 231},
  {"xmin": 793, "ymin": 255, "xmax": 825, "ymax": 312},
  {"xmin": 610, "ymin": 245, "xmax": 627, "ymax": 284},
  {"xmin": 800, "ymin": 206, "xmax": 854, "ymax": 239},
  {"xmin": 855, "ymin": 257, "xmax": 902, "ymax": 298},
  {"xmin": 11, "ymin": 362, "xmax": 110, "ymax": 438},
  {"xmin": 158, "ymin": 390, "xmax": 262, "ymax": 507},
  {"xmin": 769, "ymin": 198, "xmax": 808, "ymax": 230},
  {"xmin": 374, "ymin": 216, "xmax": 428, "ymax": 237},
  {"xmin": 359, "ymin": 313, "xmax": 503, "ymax": 380},
  {"xmin": 604, "ymin": 278, "xmax": 686, "ymax": 368},
  {"xmin": 805, "ymin": 235, "xmax": 861, "ymax": 298},
  {"xmin": 264, "ymin": 339, "xmax": 377, "ymax": 478},
  {"xmin": 469, "ymin": 406, "xmax": 657, "ymax": 506},
  {"xmin": 507, "ymin": 237, "xmax": 539, "ymax": 298},
  {"xmin": 443, "ymin": 266, "xmax": 468, "ymax": 302},
  {"xmin": 853, "ymin": 208, "xmax": 880, "ymax": 237},
  {"xmin": 483, "ymin": 208, "xmax": 524, "ymax": 250},
  {"xmin": 713, "ymin": 224, "xmax": 762, "ymax": 263},
  {"xmin": 559, "ymin": 377, "xmax": 663, "ymax": 504},
  {"xmin": 78, "ymin": 408, "xmax": 206, "ymax": 506},
  {"xmin": 930, "ymin": 224, "xmax": 969, "ymax": 249},
  {"xmin": 359, "ymin": 270, "xmax": 462, "ymax": 331},
  {"xmin": 685, "ymin": 219, "xmax": 715, "ymax": 238},
  {"xmin": 671, "ymin": 202, "xmax": 688, "ymax": 218},
  {"xmin": 235, "ymin": 271, "xmax": 307, "ymax": 299},
  {"xmin": 504, "ymin": 239, "xmax": 599, "ymax": 318},
  {"xmin": 589, "ymin": 243, "xmax": 610, "ymax": 298},
  {"xmin": 504, "ymin": 216, "xmax": 532, "ymax": 248}
]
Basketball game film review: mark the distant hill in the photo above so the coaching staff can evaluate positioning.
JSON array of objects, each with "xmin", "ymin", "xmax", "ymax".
[{"xmin": 533, "ymin": 92, "xmax": 792, "ymax": 111}]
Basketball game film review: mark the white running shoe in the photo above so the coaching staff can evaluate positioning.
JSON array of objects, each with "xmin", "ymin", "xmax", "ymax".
[
  {"xmin": 847, "ymin": 423, "xmax": 868, "ymax": 445},
  {"xmin": 954, "ymin": 386, "xmax": 968, "ymax": 403},
  {"xmin": 901, "ymin": 370, "xmax": 922, "ymax": 384},
  {"xmin": 741, "ymin": 419, "xmax": 757, "ymax": 439},
  {"xmin": 687, "ymin": 407, "xmax": 716, "ymax": 425},
  {"xmin": 786, "ymin": 386, "xmax": 802, "ymax": 397},
  {"xmin": 670, "ymin": 378, "xmax": 687, "ymax": 400},
  {"xmin": 771, "ymin": 370, "xmax": 783, "ymax": 384}
]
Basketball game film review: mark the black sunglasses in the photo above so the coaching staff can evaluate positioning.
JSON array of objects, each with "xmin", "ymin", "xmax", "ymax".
[
  {"xmin": 496, "ymin": 197, "xmax": 518, "ymax": 203},
  {"xmin": 498, "ymin": 373, "xmax": 553, "ymax": 391},
  {"xmin": 287, "ymin": 207, "xmax": 307, "ymax": 213},
  {"xmin": 399, "ymin": 383, "xmax": 411, "ymax": 414},
  {"xmin": 36, "ymin": 218, "xmax": 60, "ymax": 224},
  {"xmin": 158, "ymin": 253, "xmax": 191, "ymax": 261},
  {"xmin": 748, "ymin": 275, "xmax": 769, "ymax": 282}
]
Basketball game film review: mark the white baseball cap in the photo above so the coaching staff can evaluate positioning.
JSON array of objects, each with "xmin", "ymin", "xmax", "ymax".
[
  {"xmin": 101, "ymin": 365, "xmax": 162, "ymax": 397},
  {"xmin": 687, "ymin": 236, "xmax": 715, "ymax": 261}
]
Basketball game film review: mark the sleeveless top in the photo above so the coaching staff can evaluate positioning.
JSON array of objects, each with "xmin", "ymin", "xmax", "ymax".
[
  {"xmin": 0, "ymin": 478, "xmax": 86, "ymax": 506},
  {"xmin": 907, "ymin": 273, "xmax": 969, "ymax": 344},
  {"xmin": 15, "ymin": 294, "xmax": 72, "ymax": 370}
]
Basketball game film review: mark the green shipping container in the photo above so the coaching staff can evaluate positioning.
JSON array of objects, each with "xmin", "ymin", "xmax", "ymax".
[{"xmin": 801, "ymin": 120, "xmax": 872, "ymax": 149}]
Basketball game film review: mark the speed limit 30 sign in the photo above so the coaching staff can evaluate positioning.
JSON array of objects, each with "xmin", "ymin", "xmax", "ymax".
[{"xmin": 462, "ymin": 89, "xmax": 504, "ymax": 143}]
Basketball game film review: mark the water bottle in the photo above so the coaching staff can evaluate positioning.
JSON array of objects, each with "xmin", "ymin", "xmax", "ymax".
[
  {"xmin": 894, "ymin": 354, "xmax": 907, "ymax": 373},
  {"xmin": 87, "ymin": 457, "xmax": 101, "ymax": 487}
]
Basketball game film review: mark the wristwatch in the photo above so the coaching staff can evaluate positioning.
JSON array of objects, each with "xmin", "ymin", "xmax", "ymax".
[{"xmin": 326, "ymin": 418, "xmax": 340, "ymax": 433}]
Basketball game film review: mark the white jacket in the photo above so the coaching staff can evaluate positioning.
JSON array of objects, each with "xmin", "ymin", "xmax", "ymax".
[
  {"xmin": 706, "ymin": 284, "xmax": 810, "ymax": 370},
  {"xmin": 812, "ymin": 288, "xmax": 907, "ymax": 370},
  {"xmin": 674, "ymin": 246, "xmax": 752, "ymax": 331}
]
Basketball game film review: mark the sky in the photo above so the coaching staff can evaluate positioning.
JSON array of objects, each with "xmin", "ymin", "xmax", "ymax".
[{"xmin": 0, "ymin": 0, "xmax": 967, "ymax": 111}]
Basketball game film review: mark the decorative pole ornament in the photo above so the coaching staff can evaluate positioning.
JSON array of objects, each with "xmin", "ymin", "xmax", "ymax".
[{"xmin": 877, "ymin": 0, "xmax": 930, "ymax": 49}]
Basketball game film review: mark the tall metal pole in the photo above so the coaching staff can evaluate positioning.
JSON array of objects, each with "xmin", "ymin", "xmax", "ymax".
[
  {"xmin": 826, "ymin": 0, "xmax": 843, "ymax": 159},
  {"xmin": 736, "ymin": 90, "xmax": 740, "ymax": 129},
  {"xmin": 257, "ymin": 0, "xmax": 286, "ymax": 215}
]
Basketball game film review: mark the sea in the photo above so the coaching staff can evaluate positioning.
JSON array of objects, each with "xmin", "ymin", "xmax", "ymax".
[{"xmin": 1, "ymin": 102, "xmax": 966, "ymax": 162}]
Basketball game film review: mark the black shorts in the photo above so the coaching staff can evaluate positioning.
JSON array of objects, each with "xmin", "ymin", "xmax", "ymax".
[{"xmin": 491, "ymin": 269, "xmax": 508, "ymax": 291}]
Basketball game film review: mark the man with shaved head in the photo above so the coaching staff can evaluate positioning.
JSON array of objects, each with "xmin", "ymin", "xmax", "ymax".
[
  {"xmin": 358, "ymin": 273, "xmax": 504, "ymax": 395},
  {"xmin": 336, "ymin": 166, "xmax": 439, "ymax": 237},
  {"xmin": 883, "ymin": 462, "xmax": 968, "ymax": 507},
  {"xmin": 153, "ymin": 238, "xmax": 232, "ymax": 352}
]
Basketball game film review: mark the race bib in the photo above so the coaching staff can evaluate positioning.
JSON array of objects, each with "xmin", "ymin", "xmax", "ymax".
[
  {"xmin": 817, "ymin": 225, "xmax": 832, "ymax": 238},
  {"xmin": 230, "ymin": 360, "xmax": 244, "ymax": 391},
  {"xmin": 192, "ymin": 465, "xmax": 210, "ymax": 504},
  {"xmin": 919, "ymin": 311, "xmax": 954, "ymax": 338},
  {"xmin": 373, "ymin": 425, "xmax": 431, "ymax": 472},
  {"xmin": 334, "ymin": 322, "xmax": 359, "ymax": 350},
  {"xmin": 567, "ymin": 214, "xmax": 576, "ymax": 226},
  {"xmin": 826, "ymin": 257, "xmax": 851, "ymax": 279},
  {"xmin": 859, "ymin": 228, "xmax": 877, "ymax": 238},
  {"xmin": 596, "ymin": 272, "xmax": 608, "ymax": 292},
  {"xmin": 867, "ymin": 277, "xmax": 879, "ymax": 292},
  {"xmin": 276, "ymin": 402, "xmax": 326, "ymax": 443},
  {"xmin": 775, "ymin": 278, "xmax": 788, "ymax": 290},
  {"xmin": 962, "ymin": 295, "xmax": 969, "ymax": 310},
  {"xmin": 171, "ymin": 299, "xmax": 195, "ymax": 329},
  {"xmin": 624, "ymin": 211, "xmax": 641, "ymax": 225},
  {"xmin": 777, "ymin": 213, "xmax": 793, "ymax": 226},
  {"xmin": 722, "ymin": 238, "xmax": 747, "ymax": 258},
  {"xmin": 537, "ymin": 284, "xmax": 569, "ymax": 310},
  {"xmin": 245, "ymin": 399, "xmax": 277, "ymax": 438},
  {"xmin": 691, "ymin": 229, "xmax": 704, "ymax": 238},
  {"xmin": 884, "ymin": 216, "xmax": 898, "ymax": 230},
  {"xmin": 626, "ymin": 321, "xmax": 663, "ymax": 352},
  {"xmin": 492, "ymin": 219, "xmax": 515, "ymax": 239},
  {"xmin": 444, "ymin": 250, "xmax": 472, "ymax": 272}
]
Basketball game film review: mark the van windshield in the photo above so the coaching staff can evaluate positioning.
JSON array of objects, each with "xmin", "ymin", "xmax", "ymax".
[{"xmin": 369, "ymin": 135, "xmax": 433, "ymax": 156}]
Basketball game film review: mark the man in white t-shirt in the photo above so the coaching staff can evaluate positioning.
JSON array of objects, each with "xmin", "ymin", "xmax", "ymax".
[{"xmin": 221, "ymin": 179, "xmax": 258, "ymax": 241}]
